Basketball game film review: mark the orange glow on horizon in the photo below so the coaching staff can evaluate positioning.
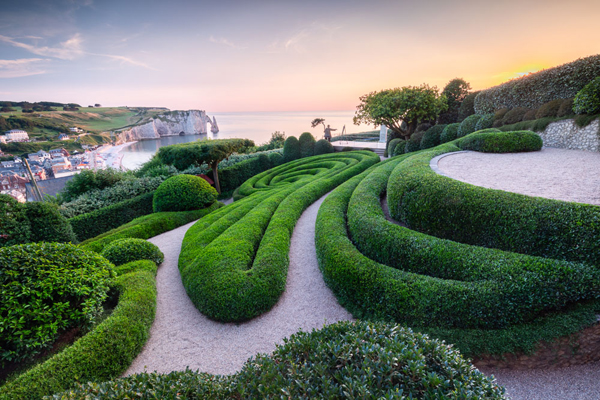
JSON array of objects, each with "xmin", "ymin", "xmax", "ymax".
[{"xmin": 490, "ymin": 62, "xmax": 552, "ymax": 86}]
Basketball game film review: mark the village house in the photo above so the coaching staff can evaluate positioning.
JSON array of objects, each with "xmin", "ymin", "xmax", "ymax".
[
  {"xmin": 58, "ymin": 133, "xmax": 70, "ymax": 141},
  {"xmin": 28, "ymin": 150, "xmax": 52, "ymax": 162},
  {"xmin": 51, "ymin": 157, "xmax": 72, "ymax": 175},
  {"xmin": 49, "ymin": 148, "xmax": 70, "ymax": 159},
  {"xmin": 3, "ymin": 129, "xmax": 29, "ymax": 142},
  {"xmin": 0, "ymin": 172, "xmax": 29, "ymax": 193}
]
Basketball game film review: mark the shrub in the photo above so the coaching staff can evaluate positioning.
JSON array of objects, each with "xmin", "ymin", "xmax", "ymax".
[
  {"xmin": 458, "ymin": 130, "xmax": 543, "ymax": 153},
  {"xmin": 494, "ymin": 108, "xmax": 509, "ymax": 121},
  {"xmin": 474, "ymin": 54, "xmax": 600, "ymax": 113},
  {"xmin": 100, "ymin": 238, "xmax": 164, "ymax": 266},
  {"xmin": 282, "ymin": 136, "xmax": 301, "ymax": 162},
  {"xmin": 313, "ymin": 139, "xmax": 334, "ymax": 155},
  {"xmin": 557, "ymin": 98, "xmax": 576, "ymax": 117},
  {"xmin": 522, "ymin": 109, "xmax": 538, "ymax": 121},
  {"xmin": 24, "ymin": 202, "xmax": 77, "ymax": 243},
  {"xmin": 457, "ymin": 114, "xmax": 481, "ymax": 137},
  {"xmin": 474, "ymin": 114, "xmax": 494, "ymax": 131},
  {"xmin": 0, "ymin": 194, "xmax": 30, "ymax": 247},
  {"xmin": 298, "ymin": 132, "xmax": 316, "ymax": 158},
  {"xmin": 209, "ymin": 154, "xmax": 277, "ymax": 194},
  {"xmin": 69, "ymin": 192, "xmax": 155, "ymax": 242},
  {"xmin": 268, "ymin": 151, "xmax": 283, "ymax": 166},
  {"xmin": 387, "ymin": 138, "xmax": 404, "ymax": 156},
  {"xmin": 392, "ymin": 140, "xmax": 407, "ymax": 156},
  {"xmin": 420, "ymin": 124, "xmax": 446, "ymax": 149},
  {"xmin": 440, "ymin": 123, "xmax": 460, "ymax": 143},
  {"xmin": 573, "ymin": 76, "xmax": 600, "ymax": 115},
  {"xmin": 457, "ymin": 91, "xmax": 479, "ymax": 121},
  {"xmin": 152, "ymin": 174, "xmax": 217, "ymax": 213},
  {"xmin": 502, "ymin": 107, "xmax": 529, "ymax": 125},
  {"xmin": 405, "ymin": 132, "xmax": 423, "ymax": 152},
  {"xmin": 535, "ymin": 99, "xmax": 562, "ymax": 119},
  {"xmin": 61, "ymin": 169, "xmax": 129, "ymax": 202},
  {"xmin": 341, "ymin": 146, "xmax": 354, "ymax": 152},
  {"xmin": 0, "ymin": 243, "xmax": 113, "ymax": 367},
  {"xmin": 416, "ymin": 122, "xmax": 432, "ymax": 132}
]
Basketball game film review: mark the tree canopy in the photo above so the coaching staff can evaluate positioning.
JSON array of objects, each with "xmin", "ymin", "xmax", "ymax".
[
  {"xmin": 353, "ymin": 85, "xmax": 447, "ymax": 140},
  {"xmin": 157, "ymin": 138, "xmax": 254, "ymax": 193},
  {"xmin": 438, "ymin": 78, "xmax": 471, "ymax": 123}
]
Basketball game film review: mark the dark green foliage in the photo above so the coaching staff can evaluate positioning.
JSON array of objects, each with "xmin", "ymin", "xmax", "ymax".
[
  {"xmin": 255, "ymin": 131, "xmax": 286, "ymax": 152},
  {"xmin": 0, "ymin": 264, "xmax": 156, "ymax": 400},
  {"xmin": 420, "ymin": 124, "xmax": 447, "ymax": 149},
  {"xmin": 341, "ymin": 146, "xmax": 355, "ymax": 152},
  {"xmin": 404, "ymin": 131, "xmax": 423, "ymax": 153},
  {"xmin": 438, "ymin": 78, "xmax": 471, "ymax": 124},
  {"xmin": 416, "ymin": 122, "xmax": 432, "ymax": 132},
  {"xmin": 392, "ymin": 140, "xmax": 407, "ymax": 156},
  {"xmin": 387, "ymin": 138, "xmax": 404, "ymax": 156},
  {"xmin": 179, "ymin": 151, "xmax": 380, "ymax": 322},
  {"xmin": 282, "ymin": 136, "xmax": 301, "ymax": 162},
  {"xmin": 475, "ymin": 54, "xmax": 600, "ymax": 113},
  {"xmin": 156, "ymin": 139, "xmax": 254, "ymax": 171},
  {"xmin": 80, "ymin": 203, "xmax": 223, "ymax": 253},
  {"xmin": 457, "ymin": 114, "xmax": 481, "ymax": 137},
  {"xmin": 574, "ymin": 113, "xmax": 600, "ymax": 127},
  {"xmin": 502, "ymin": 107, "xmax": 529, "ymax": 125},
  {"xmin": 61, "ymin": 169, "xmax": 128, "ymax": 202},
  {"xmin": 457, "ymin": 91, "xmax": 479, "ymax": 121},
  {"xmin": 458, "ymin": 130, "xmax": 543, "ymax": 153},
  {"xmin": 535, "ymin": 99, "xmax": 562, "ymax": 119},
  {"xmin": 494, "ymin": 108, "xmax": 509, "ymax": 121},
  {"xmin": 522, "ymin": 109, "xmax": 538, "ymax": 121},
  {"xmin": 574, "ymin": 76, "xmax": 600, "ymax": 114},
  {"xmin": 298, "ymin": 132, "xmax": 316, "ymax": 158},
  {"xmin": 152, "ymin": 175, "xmax": 217, "ymax": 213},
  {"xmin": 439, "ymin": 123, "xmax": 460, "ymax": 143},
  {"xmin": 24, "ymin": 202, "xmax": 77, "ymax": 243},
  {"xmin": 313, "ymin": 139, "xmax": 334, "ymax": 155},
  {"xmin": 557, "ymin": 98, "xmax": 575, "ymax": 117},
  {"xmin": 267, "ymin": 151, "xmax": 283, "ymax": 166},
  {"xmin": 100, "ymin": 238, "xmax": 164, "ymax": 266},
  {"xmin": 0, "ymin": 194, "xmax": 30, "ymax": 247},
  {"xmin": 69, "ymin": 192, "xmax": 155, "ymax": 242},
  {"xmin": 474, "ymin": 114, "xmax": 494, "ymax": 131},
  {"xmin": 0, "ymin": 243, "xmax": 113, "ymax": 367},
  {"xmin": 134, "ymin": 155, "xmax": 165, "ymax": 177},
  {"xmin": 208, "ymin": 155, "xmax": 276, "ymax": 194},
  {"xmin": 50, "ymin": 321, "xmax": 506, "ymax": 400}
]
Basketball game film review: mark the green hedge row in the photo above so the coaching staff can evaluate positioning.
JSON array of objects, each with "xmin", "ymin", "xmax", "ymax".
[
  {"xmin": 458, "ymin": 129, "xmax": 543, "ymax": 153},
  {"xmin": 80, "ymin": 202, "xmax": 223, "ymax": 253},
  {"xmin": 474, "ymin": 54, "xmax": 600, "ymax": 113},
  {"xmin": 69, "ymin": 192, "xmax": 155, "ymax": 242},
  {"xmin": 388, "ymin": 146, "xmax": 600, "ymax": 267},
  {"xmin": 207, "ymin": 153, "xmax": 280, "ymax": 194},
  {"xmin": 0, "ymin": 261, "xmax": 157, "ymax": 400},
  {"xmin": 179, "ymin": 151, "xmax": 379, "ymax": 322}
]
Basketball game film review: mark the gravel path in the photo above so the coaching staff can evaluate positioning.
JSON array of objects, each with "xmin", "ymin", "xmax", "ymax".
[
  {"xmin": 124, "ymin": 193, "xmax": 352, "ymax": 376},
  {"xmin": 437, "ymin": 148, "xmax": 600, "ymax": 206},
  {"xmin": 436, "ymin": 147, "xmax": 600, "ymax": 399}
]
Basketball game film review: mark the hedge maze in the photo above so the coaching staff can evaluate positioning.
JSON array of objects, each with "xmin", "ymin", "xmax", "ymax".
[
  {"xmin": 316, "ymin": 131, "xmax": 600, "ymax": 356},
  {"xmin": 179, "ymin": 150, "xmax": 380, "ymax": 322}
]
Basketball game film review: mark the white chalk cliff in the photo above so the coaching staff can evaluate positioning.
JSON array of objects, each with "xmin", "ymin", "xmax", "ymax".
[{"xmin": 118, "ymin": 110, "xmax": 215, "ymax": 141}]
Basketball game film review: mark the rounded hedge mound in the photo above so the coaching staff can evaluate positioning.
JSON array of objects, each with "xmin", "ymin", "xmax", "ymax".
[
  {"xmin": 535, "ymin": 99, "xmax": 562, "ymax": 119},
  {"xmin": 298, "ymin": 132, "xmax": 316, "ymax": 158},
  {"xmin": 405, "ymin": 131, "xmax": 424, "ymax": 153},
  {"xmin": 574, "ymin": 76, "xmax": 600, "ymax": 115},
  {"xmin": 387, "ymin": 138, "xmax": 404, "ymax": 156},
  {"xmin": 0, "ymin": 194, "xmax": 30, "ymax": 247},
  {"xmin": 152, "ymin": 174, "xmax": 217, "ymax": 213},
  {"xmin": 420, "ymin": 124, "xmax": 446, "ymax": 150},
  {"xmin": 282, "ymin": 136, "xmax": 301, "ymax": 162},
  {"xmin": 25, "ymin": 201, "xmax": 77, "ymax": 244},
  {"xmin": 474, "ymin": 113, "xmax": 494, "ymax": 131},
  {"xmin": 457, "ymin": 114, "xmax": 481, "ymax": 138},
  {"xmin": 313, "ymin": 138, "xmax": 334, "ymax": 155},
  {"xmin": 54, "ymin": 321, "xmax": 506, "ymax": 399},
  {"xmin": 440, "ymin": 123, "xmax": 460, "ymax": 143},
  {"xmin": 100, "ymin": 238, "xmax": 164, "ymax": 266},
  {"xmin": 267, "ymin": 151, "xmax": 283, "ymax": 166},
  {"xmin": 0, "ymin": 243, "xmax": 114, "ymax": 367},
  {"xmin": 459, "ymin": 130, "xmax": 543, "ymax": 153},
  {"xmin": 392, "ymin": 139, "xmax": 407, "ymax": 156}
]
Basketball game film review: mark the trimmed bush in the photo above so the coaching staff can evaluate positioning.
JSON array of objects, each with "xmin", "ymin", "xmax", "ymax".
[
  {"xmin": 0, "ymin": 263, "xmax": 156, "ymax": 400},
  {"xmin": 502, "ymin": 107, "xmax": 529, "ymax": 125},
  {"xmin": 522, "ymin": 109, "xmax": 538, "ymax": 121},
  {"xmin": 50, "ymin": 321, "xmax": 506, "ymax": 399},
  {"xmin": 0, "ymin": 243, "xmax": 113, "ymax": 367},
  {"xmin": 458, "ymin": 130, "xmax": 543, "ymax": 153},
  {"xmin": 61, "ymin": 169, "xmax": 128, "ymax": 203},
  {"xmin": 391, "ymin": 140, "xmax": 407, "ymax": 156},
  {"xmin": 557, "ymin": 98, "xmax": 575, "ymax": 117},
  {"xmin": 457, "ymin": 114, "xmax": 481, "ymax": 137},
  {"xmin": 474, "ymin": 113, "xmax": 494, "ymax": 131},
  {"xmin": 282, "ymin": 136, "xmax": 301, "ymax": 162},
  {"xmin": 494, "ymin": 108, "xmax": 509, "ymax": 121},
  {"xmin": 0, "ymin": 194, "xmax": 30, "ymax": 247},
  {"xmin": 387, "ymin": 138, "xmax": 404, "ymax": 156},
  {"xmin": 69, "ymin": 192, "xmax": 155, "ymax": 242},
  {"xmin": 313, "ymin": 138, "xmax": 333, "ymax": 155},
  {"xmin": 24, "ymin": 202, "xmax": 77, "ymax": 244},
  {"xmin": 535, "ymin": 99, "xmax": 562, "ymax": 119},
  {"xmin": 420, "ymin": 124, "xmax": 446, "ymax": 149},
  {"xmin": 298, "ymin": 132, "xmax": 316, "ymax": 158},
  {"xmin": 574, "ymin": 76, "xmax": 600, "ymax": 115},
  {"xmin": 440, "ymin": 122, "xmax": 460, "ymax": 143},
  {"xmin": 404, "ymin": 131, "xmax": 423, "ymax": 153},
  {"xmin": 100, "ymin": 238, "xmax": 164, "ymax": 266},
  {"xmin": 268, "ymin": 151, "xmax": 283, "ymax": 166},
  {"xmin": 152, "ymin": 174, "xmax": 217, "ymax": 213}
]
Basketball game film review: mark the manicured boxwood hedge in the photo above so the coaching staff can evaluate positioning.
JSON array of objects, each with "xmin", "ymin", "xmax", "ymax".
[
  {"xmin": 49, "ymin": 321, "xmax": 506, "ymax": 399},
  {"xmin": 179, "ymin": 151, "xmax": 379, "ymax": 322},
  {"xmin": 153, "ymin": 174, "xmax": 217, "ymax": 212},
  {"xmin": 457, "ymin": 114, "xmax": 481, "ymax": 137},
  {"xmin": 0, "ymin": 261, "xmax": 157, "ymax": 400},
  {"xmin": 207, "ymin": 153, "xmax": 275, "ymax": 194},
  {"xmin": 69, "ymin": 192, "xmax": 155, "ymax": 242},
  {"xmin": 440, "ymin": 122, "xmax": 460, "ymax": 143},
  {"xmin": 420, "ymin": 124, "xmax": 446, "ymax": 149},
  {"xmin": 100, "ymin": 238, "xmax": 164, "ymax": 266},
  {"xmin": 458, "ymin": 129, "xmax": 542, "ymax": 153}
]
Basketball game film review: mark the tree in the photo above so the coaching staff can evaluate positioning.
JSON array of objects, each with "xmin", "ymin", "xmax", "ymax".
[
  {"xmin": 157, "ymin": 138, "xmax": 254, "ymax": 193},
  {"xmin": 353, "ymin": 85, "xmax": 447, "ymax": 140},
  {"xmin": 438, "ymin": 78, "xmax": 471, "ymax": 123},
  {"xmin": 95, "ymin": 104, "xmax": 101, "ymax": 107}
]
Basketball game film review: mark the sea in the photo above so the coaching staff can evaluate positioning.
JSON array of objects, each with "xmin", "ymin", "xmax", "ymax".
[{"xmin": 119, "ymin": 110, "xmax": 376, "ymax": 170}]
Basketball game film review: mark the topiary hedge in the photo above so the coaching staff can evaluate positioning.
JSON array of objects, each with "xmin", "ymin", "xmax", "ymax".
[
  {"xmin": 391, "ymin": 140, "xmax": 407, "ymax": 156},
  {"xmin": 535, "ymin": 99, "xmax": 562, "ymax": 119},
  {"xmin": 100, "ymin": 238, "xmax": 164, "ymax": 266},
  {"xmin": 557, "ymin": 98, "xmax": 575, "ymax": 117},
  {"xmin": 24, "ymin": 202, "xmax": 77, "ymax": 244},
  {"xmin": 420, "ymin": 124, "xmax": 446, "ymax": 149},
  {"xmin": 501, "ymin": 107, "xmax": 529, "ymax": 125},
  {"xmin": 152, "ymin": 174, "xmax": 217, "ymax": 213},
  {"xmin": 313, "ymin": 138, "xmax": 334, "ymax": 155},
  {"xmin": 0, "ymin": 194, "xmax": 31, "ymax": 247},
  {"xmin": 387, "ymin": 138, "xmax": 404, "ymax": 156},
  {"xmin": 458, "ymin": 130, "xmax": 543, "ymax": 153},
  {"xmin": 0, "ymin": 243, "xmax": 114, "ymax": 367},
  {"xmin": 440, "ymin": 122, "xmax": 460, "ymax": 143},
  {"xmin": 50, "ymin": 321, "xmax": 506, "ymax": 399},
  {"xmin": 405, "ymin": 131, "xmax": 424, "ymax": 153},
  {"xmin": 178, "ymin": 151, "xmax": 379, "ymax": 322},
  {"xmin": 298, "ymin": 132, "xmax": 316, "ymax": 158},
  {"xmin": 474, "ymin": 113, "xmax": 494, "ymax": 131},
  {"xmin": 282, "ymin": 136, "xmax": 301, "ymax": 162},
  {"xmin": 0, "ymin": 261, "xmax": 157, "ymax": 400},
  {"xmin": 457, "ymin": 114, "xmax": 481, "ymax": 137},
  {"xmin": 573, "ymin": 76, "xmax": 600, "ymax": 115}
]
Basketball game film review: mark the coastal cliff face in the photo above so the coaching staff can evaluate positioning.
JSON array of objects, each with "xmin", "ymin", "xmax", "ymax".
[{"xmin": 118, "ymin": 110, "xmax": 210, "ymax": 141}]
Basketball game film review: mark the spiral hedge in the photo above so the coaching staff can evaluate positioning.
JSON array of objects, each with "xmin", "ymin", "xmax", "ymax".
[
  {"xmin": 179, "ymin": 151, "xmax": 379, "ymax": 322},
  {"xmin": 316, "ymin": 131, "xmax": 600, "ymax": 356}
]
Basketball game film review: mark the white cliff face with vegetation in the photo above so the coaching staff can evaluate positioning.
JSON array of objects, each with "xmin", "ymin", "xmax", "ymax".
[{"xmin": 118, "ymin": 110, "xmax": 211, "ymax": 141}]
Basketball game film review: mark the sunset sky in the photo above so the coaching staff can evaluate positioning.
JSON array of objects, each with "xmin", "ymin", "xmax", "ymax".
[{"xmin": 1, "ymin": 0, "xmax": 599, "ymax": 112}]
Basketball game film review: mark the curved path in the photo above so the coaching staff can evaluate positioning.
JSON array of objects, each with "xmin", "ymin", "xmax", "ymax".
[
  {"xmin": 125, "ymin": 194, "xmax": 352, "ymax": 376},
  {"xmin": 436, "ymin": 147, "xmax": 600, "ymax": 399}
]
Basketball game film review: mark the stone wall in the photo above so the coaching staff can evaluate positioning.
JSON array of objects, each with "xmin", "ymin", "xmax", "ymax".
[{"xmin": 538, "ymin": 119, "xmax": 599, "ymax": 152}]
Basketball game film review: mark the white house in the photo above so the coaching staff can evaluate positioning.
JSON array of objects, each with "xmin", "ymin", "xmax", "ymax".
[
  {"xmin": 69, "ymin": 127, "xmax": 83, "ymax": 133},
  {"xmin": 28, "ymin": 150, "xmax": 51, "ymax": 162},
  {"xmin": 58, "ymin": 133, "xmax": 70, "ymax": 141},
  {"xmin": 4, "ymin": 130, "xmax": 29, "ymax": 142}
]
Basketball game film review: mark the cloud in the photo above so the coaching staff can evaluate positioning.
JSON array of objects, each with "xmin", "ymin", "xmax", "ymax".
[
  {"xmin": 88, "ymin": 52, "xmax": 158, "ymax": 71},
  {"xmin": 209, "ymin": 35, "xmax": 244, "ymax": 49},
  {"xmin": 0, "ymin": 34, "xmax": 83, "ymax": 60},
  {"xmin": 0, "ymin": 58, "xmax": 49, "ymax": 78}
]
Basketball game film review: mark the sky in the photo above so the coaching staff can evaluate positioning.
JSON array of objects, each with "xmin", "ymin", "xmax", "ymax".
[{"xmin": 0, "ymin": 0, "xmax": 599, "ymax": 112}]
